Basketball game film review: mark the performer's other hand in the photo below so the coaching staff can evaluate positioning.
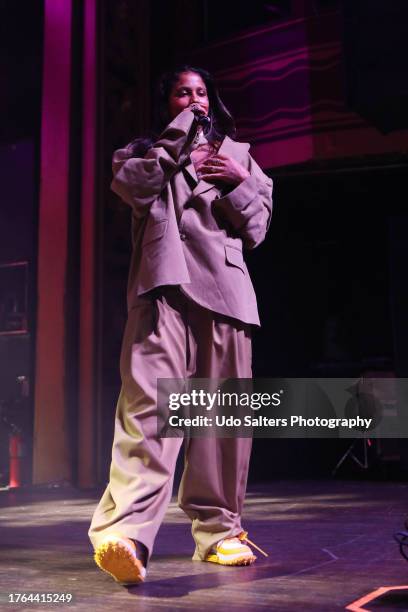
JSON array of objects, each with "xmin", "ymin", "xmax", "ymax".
[{"xmin": 197, "ymin": 153, "xmax": 250, "ymax": 186}]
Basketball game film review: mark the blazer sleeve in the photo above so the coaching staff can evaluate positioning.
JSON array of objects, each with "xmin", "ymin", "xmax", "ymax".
[
  {"xmin": 213, "ymin": 153, "xmax": 273, "ymax": 249},
  {"xmin": 111, "ymin": 108, "xmax": 198, "ymax": 218}
]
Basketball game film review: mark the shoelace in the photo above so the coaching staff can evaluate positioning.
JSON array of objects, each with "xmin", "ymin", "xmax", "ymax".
[{"xmin": 237, "ymin": 530, "xmax": 269, "ymax": 558}]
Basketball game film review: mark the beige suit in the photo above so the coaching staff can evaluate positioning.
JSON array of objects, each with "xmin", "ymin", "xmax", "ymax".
[{"xmin": 88, "ymin": 109, "xmax": 272, "ymax": 563}]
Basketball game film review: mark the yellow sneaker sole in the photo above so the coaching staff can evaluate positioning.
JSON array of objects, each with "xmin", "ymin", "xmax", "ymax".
[
  {"xmin": 94, "ymin": 537, "xmax": 146, "ymax": 585},
  {"xmin": 205, "ymin": 552, "xmax": 257, "ymax": 566}
]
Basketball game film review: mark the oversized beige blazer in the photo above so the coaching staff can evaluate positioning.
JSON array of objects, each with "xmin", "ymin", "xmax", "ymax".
[{"xmin": 111, "ymin": 108, "xmax": 273, "ymax": 326}]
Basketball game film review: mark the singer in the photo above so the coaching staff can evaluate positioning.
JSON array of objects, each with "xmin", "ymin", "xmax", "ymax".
[{"xmin": 88, "ymin": 65, "xmax": 273, "ymax": 585}]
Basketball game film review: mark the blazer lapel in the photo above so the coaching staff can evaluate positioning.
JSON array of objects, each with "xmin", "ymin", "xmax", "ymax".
[
  {"xmin": 183, "ymin": 157, "xmax": 217, "ymax": 197},
  {"xmin": 191, "ymin": 178, "xmax": 217, "ymax": 198},
  {"xmin": 183, "ymin": 158, "xmax": 198, "ymax": 184}
]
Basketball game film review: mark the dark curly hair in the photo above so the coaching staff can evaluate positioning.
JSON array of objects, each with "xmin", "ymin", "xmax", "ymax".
[{"xmin": 128, "ymin": 64, "xmax": 236, "ymax": 158}]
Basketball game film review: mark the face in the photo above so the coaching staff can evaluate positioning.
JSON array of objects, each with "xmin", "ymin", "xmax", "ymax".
[{"xmin": 168, "ymin": 71, "xmax": 210, "ymax": 120}]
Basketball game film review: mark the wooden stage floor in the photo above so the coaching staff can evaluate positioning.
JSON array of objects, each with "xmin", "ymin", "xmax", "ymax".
[{"xmin": 1, "ymin": 480, "xmax": 408, "ymax": 611}]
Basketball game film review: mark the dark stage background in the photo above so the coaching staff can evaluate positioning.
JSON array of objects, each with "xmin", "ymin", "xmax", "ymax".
[{"xmin": 1, "ymin": 0, "xmax": 408, "ymax": 487}]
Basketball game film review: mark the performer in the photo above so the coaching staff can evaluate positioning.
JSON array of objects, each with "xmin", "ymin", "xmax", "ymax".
[{"xmin": 89, "ymin": 65, "xmax": 273, "ymax": 585}]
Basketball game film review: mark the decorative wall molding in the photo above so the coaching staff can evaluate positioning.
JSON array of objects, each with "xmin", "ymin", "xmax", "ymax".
[{"xmin": 193, "ymin": 12, "xmax": 408, "ymax": 169}]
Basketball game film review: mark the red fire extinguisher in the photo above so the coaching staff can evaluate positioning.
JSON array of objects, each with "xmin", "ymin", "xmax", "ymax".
[{"xmin": 9, "ymin": 431, "xmax": 24, "ymax": 488}]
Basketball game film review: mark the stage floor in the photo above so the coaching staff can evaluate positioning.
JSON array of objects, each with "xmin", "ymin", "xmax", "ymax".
[{"xmin": 1, "ymin": 480, "xmax": 407, "ymax": 611}]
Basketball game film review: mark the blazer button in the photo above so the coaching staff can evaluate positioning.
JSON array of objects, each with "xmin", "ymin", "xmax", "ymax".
[{"xmin": 180, "ymin": 232, "xmax": 186, "ymax": 241}]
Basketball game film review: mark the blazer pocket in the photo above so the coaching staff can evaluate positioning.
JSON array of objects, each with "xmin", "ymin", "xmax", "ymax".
[
  {"xmin": 225, "ymin": 244, "xmax": 245, "ymax": 273},
  {"xmin": 142, "ymin": 219, "xmax": 168, "ymax": 246}
]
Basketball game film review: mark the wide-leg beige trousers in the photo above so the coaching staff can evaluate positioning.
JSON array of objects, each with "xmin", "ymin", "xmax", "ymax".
[{"xmin": 88, "ymin": 287, "xmax": 253, "ymax": 562}]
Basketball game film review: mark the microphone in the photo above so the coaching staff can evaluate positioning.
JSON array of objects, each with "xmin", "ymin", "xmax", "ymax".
[
  {"xmin": 197, "ymin": 114, "xmax": 210, "ymax": 127},
  {"xmin": 191, "ymin": 108, "xmax": 210, "ymax": 127}
]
